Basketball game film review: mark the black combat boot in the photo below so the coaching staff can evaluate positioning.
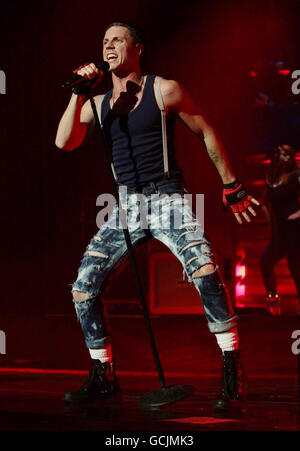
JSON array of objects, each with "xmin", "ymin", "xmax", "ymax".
[
  {"xmin": 62, "ymin": 360, "xmax": 121, "ymax": 402},
  {"xmin": 213, "ymin": 350, "xmax": 246, "ymax": 409}
]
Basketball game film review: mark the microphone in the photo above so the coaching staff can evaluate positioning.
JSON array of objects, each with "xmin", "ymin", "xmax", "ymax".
[{"xmin": 61, "ymin": 61, "xmax": 110, "ymax": 89}]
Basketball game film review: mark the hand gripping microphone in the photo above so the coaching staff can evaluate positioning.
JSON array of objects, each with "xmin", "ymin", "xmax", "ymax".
[{"xmin": 61, "ymin": 61, "xmax": 110, "ymax": 89}]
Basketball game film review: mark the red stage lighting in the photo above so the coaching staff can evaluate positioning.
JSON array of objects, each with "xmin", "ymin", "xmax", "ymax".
[
  {"xmin": 235, "ymin": 262, "xmax": 247, "ymax": 305},
  {"xmin": 235, "ymin": 263, "xmax": 246, "ymax": 279},
  {"xmin": 277, "ymin": 69, "xmax": 291, "ymax": 76}
]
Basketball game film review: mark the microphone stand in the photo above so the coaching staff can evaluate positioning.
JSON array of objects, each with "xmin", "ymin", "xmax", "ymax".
[{"xmin": 86, "ymin": 91, "xmax": 194, "ymax": 408}]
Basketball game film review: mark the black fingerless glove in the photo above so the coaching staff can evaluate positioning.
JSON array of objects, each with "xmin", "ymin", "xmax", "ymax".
[{"xmin": 222, "ymin": 180, "xmax": 251, "ymax": 213}]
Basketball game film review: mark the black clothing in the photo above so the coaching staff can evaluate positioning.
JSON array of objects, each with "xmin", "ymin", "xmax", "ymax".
[
  {"xmin": 260, "ymin": 169, "xmax": 300, "ymax": 300},
  {"xmin": 260, "ymin": 219, "xmax": 300, "ymax": 298},
  {"xmin": 101, "ymin": 75, "xmax": 182, "ymax": 188},
  {"xmin": 264, "ymin": 170, "xmax": 300, "ymax": 221}
]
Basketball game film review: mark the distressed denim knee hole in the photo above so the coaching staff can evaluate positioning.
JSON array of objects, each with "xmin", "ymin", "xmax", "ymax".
[{"xmin": 72, "ymin": 291, "xmax": 92, "ymax": 302}]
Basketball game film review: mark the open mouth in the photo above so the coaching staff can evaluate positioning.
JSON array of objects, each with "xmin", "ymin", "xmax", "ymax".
[{"xmin": 107, "ymin": 53, "xmax": 118, "ymax": 62}]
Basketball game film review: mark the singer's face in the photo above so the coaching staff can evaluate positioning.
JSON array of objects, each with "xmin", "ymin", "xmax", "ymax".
[{"xmin": 102, "ymin": 26, "xmax": 140, "ymax": 71}]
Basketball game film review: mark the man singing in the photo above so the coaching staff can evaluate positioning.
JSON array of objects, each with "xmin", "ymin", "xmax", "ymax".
[{"xmin": 55, "ymin": 22, "xmax": 259, "ymax": 408}]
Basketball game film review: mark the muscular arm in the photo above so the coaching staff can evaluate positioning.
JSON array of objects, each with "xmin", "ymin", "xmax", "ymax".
[
  {"xmin": 55, "ymin": 93, "xmax": 97, "ymax": 150},
  {"xmin": 55, "ymin": 63, "xmax": 104, "ymax": 150},
  {"xmin": 159, "ymin": 79, "xmax": 235, "ymax": 184}
]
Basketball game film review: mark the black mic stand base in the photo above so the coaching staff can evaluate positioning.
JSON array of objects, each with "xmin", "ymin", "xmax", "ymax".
[{"xmin": 139, "ymin": 384, "xmax": 195, "ymax": 409}]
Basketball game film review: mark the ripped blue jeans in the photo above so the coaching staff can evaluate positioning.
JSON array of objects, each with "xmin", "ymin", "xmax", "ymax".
[{"xmin": 71, "ymin": 178, "xmax": 237, "ymax": 349}]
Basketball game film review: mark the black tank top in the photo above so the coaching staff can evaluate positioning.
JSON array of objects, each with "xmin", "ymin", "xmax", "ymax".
[
  {"xmin": 101, "ymin": 75, "xmax": 182, "ymax": 188},
  {"xmin": 264, "ymin": 170, "xmax": 300, "ymax": 220}
]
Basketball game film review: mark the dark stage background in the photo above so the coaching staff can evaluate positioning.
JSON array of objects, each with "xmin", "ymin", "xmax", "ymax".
[{"xmin": 1, "ymin": 0, "xmax": 300, "ymax": 320}]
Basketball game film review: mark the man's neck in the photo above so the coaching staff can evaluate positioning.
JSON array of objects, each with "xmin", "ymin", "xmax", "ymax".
[{"xmin": 111, "ymin": 70, "xmax": 143, "ymax": 94}]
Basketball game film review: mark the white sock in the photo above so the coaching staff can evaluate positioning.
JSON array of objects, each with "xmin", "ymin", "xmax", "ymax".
[
  {"xmin": 89, "ymin": 344, "xmax": 113, "ymax": 363},
  {"xmin": 215, "ymin": 328, "xmax": 239, "ymax": 352}
]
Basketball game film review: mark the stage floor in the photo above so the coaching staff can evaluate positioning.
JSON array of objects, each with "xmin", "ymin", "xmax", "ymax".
[
  {"xmin": 0, "ymin": 311, "xmax": 300, "ymax": 431},
  {"xmin": 0, "ymin": 369, "xmax": 299, "ymax": 431}
]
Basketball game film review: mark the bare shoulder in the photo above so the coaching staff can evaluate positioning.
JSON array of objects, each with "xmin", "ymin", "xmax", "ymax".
[
  {"xmin": 80, "ymin": 94, "xmax": 105, "ymax": 123},
  {"xmin": 154, "ymin": 76, "xmax": 200, "ymax": 116},
  {"xmin": 93, "ymin": 94, "xmax": 106, "ymax": 107},
  {"xmin": 154, "ymin": 77, "xmax": 188, "ymax": 113},
  {"xmin": 83, "ymin": 94, "xmax": 104, "ymax": 111},
  {"xmin": 155, "ymin": 77, "xmax": 184, "ymax": 97}
]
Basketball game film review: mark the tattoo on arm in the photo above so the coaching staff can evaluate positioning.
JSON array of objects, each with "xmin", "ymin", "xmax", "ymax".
[{"xmin": 207, "ymin": 148, "xmax": 220, "ymax": 165}]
